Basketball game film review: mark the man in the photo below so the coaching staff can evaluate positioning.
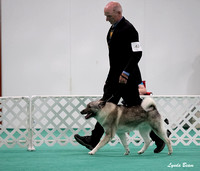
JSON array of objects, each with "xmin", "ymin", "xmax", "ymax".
[{"xmin": 74, "ymin": 1, "xmax": 165, "ymax": 153}]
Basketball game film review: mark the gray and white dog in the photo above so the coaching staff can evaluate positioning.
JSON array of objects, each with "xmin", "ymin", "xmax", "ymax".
[{"xmin": 80, "ymin": 97, "xmax": 173, "ymax": 155}]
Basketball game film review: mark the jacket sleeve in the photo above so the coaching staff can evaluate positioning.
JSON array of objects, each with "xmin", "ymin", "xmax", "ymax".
[
  {"xmin": 124, "ymin": 51, "xmax": 142, "ymax": 74},
  {"xmin": 123, "ymin": 26, "xmax": 142, "ymax": 74}
]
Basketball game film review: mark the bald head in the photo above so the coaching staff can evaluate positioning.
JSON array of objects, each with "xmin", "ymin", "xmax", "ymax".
[{"xmin": 104, "ymin": 1, "xmax": 123, "ymax": 25}]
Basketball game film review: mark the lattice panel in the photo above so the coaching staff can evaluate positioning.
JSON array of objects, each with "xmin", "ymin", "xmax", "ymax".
[
  {"xmin": 0, "ymin": 97, "xmax": 30, "ymax": 148},
  {"xmin": 31, "ymin": 96, "xmax": 100, "ymax": 147},
  {"xmin": 30, "ymin": 95, "xmax": 200, "ymax": 148},
  {"xmin": 153, "ymin": 96, "xmax": 200, "ymax": 145}
]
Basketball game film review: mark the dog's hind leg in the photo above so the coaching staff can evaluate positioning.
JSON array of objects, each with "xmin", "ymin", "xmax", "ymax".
[
  {"xmin": 150, "ymin": 122, "xmax": 173, "ymax": 155},
  {"xmin": 138, "ymin": 126, "xmax": 151, "ymax": 154},
  {"xmin": 117, "ymin": 133, "xmax": 130, "ymax": 155}
]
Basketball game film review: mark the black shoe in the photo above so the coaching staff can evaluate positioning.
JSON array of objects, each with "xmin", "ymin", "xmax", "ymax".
[
  {"xmin": 74, "ymin": 134, "xmax": 95, "ymax": 150},
  {"xmin": 153, "ymin": 129, "xmax": 171, "ymax": 153},
  {"xmin": 154, "ymin": 140, "xmax": 165, "ymax": 153}
]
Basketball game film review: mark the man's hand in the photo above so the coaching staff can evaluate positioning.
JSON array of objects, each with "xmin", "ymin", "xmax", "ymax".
[{"xmin": 119, "ymin": 73, "xmax": 128, "ymax": 84}]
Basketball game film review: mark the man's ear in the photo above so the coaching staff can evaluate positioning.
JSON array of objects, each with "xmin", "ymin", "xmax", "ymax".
[{"xmin": 98, "ymin": 101, "xmax": 106, "ymax": 109}]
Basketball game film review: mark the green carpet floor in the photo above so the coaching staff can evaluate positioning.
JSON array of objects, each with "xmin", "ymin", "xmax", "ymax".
[{"xmin": 0, "ymin": 143, "xmax": 199, "ymax": 171}]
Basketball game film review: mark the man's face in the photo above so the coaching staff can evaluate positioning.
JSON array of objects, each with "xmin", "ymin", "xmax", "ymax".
[{"xmin": 104, "ymin": 10, "xmax": 117, "ymax": 25}]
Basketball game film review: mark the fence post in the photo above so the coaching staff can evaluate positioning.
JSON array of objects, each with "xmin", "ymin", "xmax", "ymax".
[{"xmin": 27, "ymin": 98, "xmax": 35, "ymax": 151}]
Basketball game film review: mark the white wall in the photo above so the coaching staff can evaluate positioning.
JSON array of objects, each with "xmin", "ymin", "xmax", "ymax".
[
  {"xmin": 143, "ymin": 0, "xmax": 200, "ymax": 95},
  {"xmin": 2, "ymin": 0, "xmax": 200, "ymax": 96}
]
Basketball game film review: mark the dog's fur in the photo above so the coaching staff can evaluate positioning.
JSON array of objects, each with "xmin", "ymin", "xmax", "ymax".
[{"xmin": 80, "ymin": 97, "xmax": 173, "ymax": 155}]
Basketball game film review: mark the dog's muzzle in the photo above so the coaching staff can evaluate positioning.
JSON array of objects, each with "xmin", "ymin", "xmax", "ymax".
[{"xmin": 80, "ymin": 110, "xmax": 94, "ymax": 120}]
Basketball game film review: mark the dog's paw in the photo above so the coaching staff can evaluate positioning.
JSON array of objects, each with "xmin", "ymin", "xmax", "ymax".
[
  {"xmin": 168, "ymin": 147, "xmax": 173, "ymax": 155},
  {"xmin": 124, "ymin": 150, "xmax": 130, "ymax": 155},
  {"xmin": 168, "ymin": 150, "xmax": 173, "ymax": 155},
  {"xmin": 137, "ymin": 150, "xmax": 144, "ymax": 154},
  {"xmin": 88, "ymin": 151, "xmax": 95, "ymax": 155}
]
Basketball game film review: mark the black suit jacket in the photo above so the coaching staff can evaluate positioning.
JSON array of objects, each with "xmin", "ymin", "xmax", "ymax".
[{"xmin": 106, "ymin": 17, "xmax": 142, "ymax": 86}]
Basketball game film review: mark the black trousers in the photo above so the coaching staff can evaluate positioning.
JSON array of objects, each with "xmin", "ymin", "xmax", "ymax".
[{"xmin": 91, "ymin": 81, "xmax": 142, "ymax": 144}]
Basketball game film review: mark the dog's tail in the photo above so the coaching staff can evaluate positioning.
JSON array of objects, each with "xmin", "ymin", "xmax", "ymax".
[{"xmin": 141, "ymin": 97, "xmax": 156, "ymax": 112}]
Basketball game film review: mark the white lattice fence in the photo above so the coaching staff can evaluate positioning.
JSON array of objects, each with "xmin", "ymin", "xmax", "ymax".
[
  {"xmin": 30, "ymin": 96, "xmax": 100, "ymax": 147},
  {"xmin": 0, "ymin": 97, "xmax": 31, "ymax": 148},
  {"xmin": 153, "ymin": 96, "xmax": 200, "ymax": 145},
  {"xmin": 0, "ymin": 96, "xmax": 200, "ymax": 150}
]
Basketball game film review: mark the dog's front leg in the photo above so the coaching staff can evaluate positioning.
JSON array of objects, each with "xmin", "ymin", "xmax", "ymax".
[
  {"xmin": 117, "ymin": 133, "xmax": 130, "ymax": 155},
  {"xmin": 88, "ymin": 133, "xmax": 111, "ymax": 155}
]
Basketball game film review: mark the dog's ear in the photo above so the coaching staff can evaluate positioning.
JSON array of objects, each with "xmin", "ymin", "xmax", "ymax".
[{"xmin": 98, "ymin": 101, "xmax": 106, "ymax": 109}]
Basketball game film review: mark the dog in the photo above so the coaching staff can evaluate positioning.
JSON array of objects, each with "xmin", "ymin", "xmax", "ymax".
[{"xmin": 80, "ymin": 97, "xmax": 173, "ymax": 155}]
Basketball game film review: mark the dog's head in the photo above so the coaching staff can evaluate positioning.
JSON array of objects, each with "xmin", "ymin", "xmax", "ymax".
[{"xmin": 80, "ymin": 100, "xmax": 106, "ymax": 119}]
